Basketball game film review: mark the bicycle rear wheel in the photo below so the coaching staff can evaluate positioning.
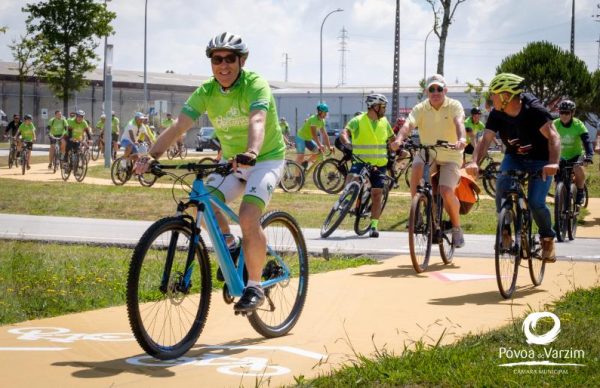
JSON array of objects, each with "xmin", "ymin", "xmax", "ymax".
[
  {"xmin": 320, "ymin": 182, "xmax": 360, "ymax": 238},
  {"xmin": 8, "ymin": 148, "xmax": 14, "ymax": 169},
  {"xmin": 248, "ymin": 211, "xmax": 308, "ymax": 337},
  {"xmin": 279, "ymin": 160, "xmax": 304, "ymax": 192},
  {"xmin": 495, "ymin": 205, "xmax": 519, "ymax": 299},
  {"xmin": 403, "ymin": 161, "xmax": 413, "ymax": 189},
  {"xmin": 180, "ymin": 144, "xmax": 187, "ymax": 159},
  {"xmin": 438, "ymin": 201, "xmax": 454, "ymax": 265},
  {"xmin": 316, "ymin": 158, "xmax": 346, "ymax": 194},
  {"xmin": 568, "ymin": 183, "xmax": 578, "ymax": 240},
  {"xmin": 127, "ymin": 216, "xmax": 212, "ymax": 360},
  {"xmin": 167, "ymin": 147, "xmax": 175, "ymax": 160},
  {"xmin": 73, "ymin": 153, "xmax": 88, "ymax": 182},
  {"xmin": 553, "ymin": 182, "xmax": 568, "ymax": 242},
  {"xmin": 91, "ymin": 139, "xmax": 100, "ymax": 161},
  {"xmin": 482, "ymin": 162, "xmax": 500, "ymax": 198},
  {"xmin": 528, "ymin": 221, "xmax": 545, "ymax": 286},
  {"xmin": 408, "ymin": 192, "xmax": 432, "ymax": 273}
]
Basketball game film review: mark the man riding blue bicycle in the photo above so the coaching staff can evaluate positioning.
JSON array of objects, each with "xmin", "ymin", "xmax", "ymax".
[
  {"xmin": 339, "ymin": 93, "xmax": 394, "ymax": 238},
  {"xmin": 466, "ymin": 73, "xmax": 561, "ymax": 263},
  {"xmin": 136, "ymin": 32, "xmax": 286, "ymax": 313}
]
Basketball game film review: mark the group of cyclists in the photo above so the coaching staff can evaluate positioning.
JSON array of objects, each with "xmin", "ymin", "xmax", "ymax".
[{"xmin": 3, "ymin": 31, "xmax": 598, "ymax": 314}]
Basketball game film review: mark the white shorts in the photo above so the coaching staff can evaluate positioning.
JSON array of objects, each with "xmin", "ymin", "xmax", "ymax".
[{"xmin": 206, "ymin": 159, "xmax": 285, "ymax": 210}]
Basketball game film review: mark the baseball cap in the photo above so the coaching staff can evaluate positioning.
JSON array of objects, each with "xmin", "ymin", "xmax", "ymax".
[{"xmin": 426, "ymin": 74, "xmax": 447, "ymax": 89}]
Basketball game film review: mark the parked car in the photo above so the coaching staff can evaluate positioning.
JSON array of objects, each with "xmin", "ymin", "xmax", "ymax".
[{"xmin": 196, "ymin": 126, "xmax": 219, "ymax": 151}]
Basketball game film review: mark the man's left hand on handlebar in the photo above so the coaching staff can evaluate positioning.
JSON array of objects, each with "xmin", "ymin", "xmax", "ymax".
[{"xmin": 232, "ymin": 150, "xmax": 257, "ymax": 171}]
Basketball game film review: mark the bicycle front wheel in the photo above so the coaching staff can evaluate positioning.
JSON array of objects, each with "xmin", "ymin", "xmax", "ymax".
[
  {"xmin": 554, "ymin": 182, "xmax": 568, "ymax": 242},
  {"xmin": 111, "ymin": 157, "xmax": 132, "ymax": 185},
  {"xmin": 138, "ymin": 172, "xmax": 157, "ymax": 187},
  {"xmin": 438, "ymin": 205, "xmax": 455, "ymax": 265},
  {"xmin": 408, "ymin": 192, "xmax": 432, "ymax": 273},
  {"xmin": 528, "ymin": 224, "xmax": 545, "ymax": 286},
  {"xmin": 91, "ymin": 139, "xmax": 100, "ymax": 161},
  {"xmin": 320, "ymin": 182, "xmax": 360, "ymax": 238},
  {"xmin": 60, "ymin": 158, "xmax": 71, "ymax": 181},
  {"xmin": 127, "ymin": 216, "xmax": 212, "ymax": 360},
  {"xmin": 279, "ymin": 160, "xmax": 304, "ymax": 192},
  {"xmin": 316, "ymin": 159, "xmax": 346, "ymax": 194},
  {"xmin": 248, "ymin": 211, "xmax": 308, "ymax": 337},
  {"xmin": 73, "ymin": 154, "xmax": 88, "ymax": 182},
  {"xmin": 495, "ymin": 205, "xmax": 519, "ymax": 299},
  {"xmin": 8, "ymin": 149, "xmax": 14, "ymax": 169},
  {"xmin": 21, "ymin": 153, "xmax": 26, "ymax": 175},
  {"xmin": 180, "ymin": 144, "xmax": 188, "ymax": 159}
]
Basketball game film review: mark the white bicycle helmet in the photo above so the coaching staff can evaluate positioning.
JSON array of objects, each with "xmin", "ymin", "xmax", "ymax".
[
  {"xmin": 365, "ymin": 93, "xmax": 388, "ymax": 108},
  {"xmin": 206, "ymin": 32, "xmax": 249, "ymax": 58}
]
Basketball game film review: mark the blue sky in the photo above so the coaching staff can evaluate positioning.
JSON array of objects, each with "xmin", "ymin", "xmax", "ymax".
[{"xmin": 0, "ymin": 0, "xmax": 598, "ymax": 87}]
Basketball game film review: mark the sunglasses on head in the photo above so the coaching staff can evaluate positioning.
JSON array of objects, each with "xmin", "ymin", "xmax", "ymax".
[
  {"xmin": 210, "ymin": 53, "xmax": 238, "ymax": 65},
  {"xmin": 428, "ymin": 85, "xmax": 444, "ymax": 93}
]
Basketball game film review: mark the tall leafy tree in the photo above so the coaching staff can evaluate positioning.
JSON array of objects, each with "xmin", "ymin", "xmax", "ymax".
[
  {"xmin": 464, "ymin": 78, "xmax": 486, "ymax": 109},
  {"xmin": 426, "ymin": 0, "xmax": 467, "ymax": 75},
  {"xmin": 496, "ymin": 41, "xmax": 591, "ymax": 107},
  {"xmin": 578, "ymin": 69, "xmax": 600, "ymax": 129},
  {"xmin": 9, "ymin": 33, "xmax": 44, "ymax": 118},
  {"xmin": 23, "ymin": 0, "xmax": 115, "ymax": 113}
]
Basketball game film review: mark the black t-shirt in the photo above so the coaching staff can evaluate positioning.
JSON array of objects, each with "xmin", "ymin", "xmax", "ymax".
[
  {"xmin": 5, "ymin": 120, "xmax": 22, "ymax": 136},
  {"xmin": 486, "ymin": 93, "xmax": 553, "ymax": 161}
]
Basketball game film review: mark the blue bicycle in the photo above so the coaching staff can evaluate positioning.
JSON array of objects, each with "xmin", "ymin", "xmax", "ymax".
[{"xmin": 126, "ymin": 161, "xmax": 309, "ymax": 360}]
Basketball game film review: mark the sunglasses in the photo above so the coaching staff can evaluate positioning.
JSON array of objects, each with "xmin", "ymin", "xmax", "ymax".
[
  {"xmin": 559, "ymin": 111, "xmax": 572, "ymax": 115},
  {"xmin": 210, "ymin": 53, "xmax": 238, "ymax": 65},
  {"xmin": 428, "ymin": 85, "xmax": 444, "ymax": 93}
]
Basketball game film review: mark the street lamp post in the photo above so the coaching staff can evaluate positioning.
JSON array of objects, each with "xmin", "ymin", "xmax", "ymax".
[
  {"xmin": 143, "ymin": 0, "xmax": 148, "ymax": 113},
  {"xmin": 320, "ymin": 8, "xmax": 343, "ymax": 103},
  {"xmin": 423, "ymin": 28, "xmax": 434, "ymax": 83},
  {"xmin": 104, "ymin": 44, "xmax": 114, "ymax": 168},
  {"xmin": 102, "ymin": 0, "xmax": 111, "ymax": 107}
]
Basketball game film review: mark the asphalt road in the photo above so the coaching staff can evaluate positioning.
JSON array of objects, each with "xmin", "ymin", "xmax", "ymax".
[{"xmin": 1, "ymin": 213, "xmax": 599, "ymax": 261}]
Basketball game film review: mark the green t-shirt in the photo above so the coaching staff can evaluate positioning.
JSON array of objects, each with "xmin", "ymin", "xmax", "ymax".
[
  {"xmin": 279, "ymin": 120, "xmax": 290, "ymax": 135},
  {"xmin": 48, "ymin": 117, "xmax": 68, "ymax": 136},
  {"xmin": 182, "ymin": 69, "xmax": 285, "ymax": 162},
  {"xmin": 554, "ymin": 117, "xmax": 588, "ymax": 160},
  {"xmin": 464, "ymin": 116, "xmax": 485, "ymax": 144},
  {"xmin": 298, "ymin": 115, "xmax": 325, "ymax": 141},
  {"xmin": 161, "ymin": 118, "xmax": 174, "ymax": 129},
  {"xmin": 67, "ymin": 118, "xmax": 90, "ymax": 141},
  {"xmin": 94, "ymin": 117, "xmax": 119, "ymax": 134},
  {"xmin": 18, "ymin": 122, "xmax": 36, "ymax": 142}
]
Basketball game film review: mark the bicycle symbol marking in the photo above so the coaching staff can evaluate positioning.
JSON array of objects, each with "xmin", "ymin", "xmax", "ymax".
[
  {"xmin": 126, "ymin": 354, "xmax": 290, "ymax": 377},
  {"xmin": 8, "ymin": 327, "xmax": 135, "ymax": 343}
]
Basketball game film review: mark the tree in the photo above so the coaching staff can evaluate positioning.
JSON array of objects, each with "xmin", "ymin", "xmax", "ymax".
[
  {"xmin": 426, "ymin": 0, "xmax": 467, "ymax": 75},
  {"xmin": 9, "ymin": 33, "xmax": 44, "ymax": 118},
  {"xmin": 464, "ymin": 78, "xmax": 486, "ymax": 109},
  {"xmin": 23, "ymin": 0, "xmax": 115, "ymax": 113},
  {"xmin": 578, "ymin": 69, "xmax": 600, "ymax": 130},
  {"xmin": 496, "ymin": 41, "xmax": 591, "ymax": 107}
]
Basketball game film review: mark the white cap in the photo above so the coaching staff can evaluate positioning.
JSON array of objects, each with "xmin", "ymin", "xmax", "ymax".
[{"xmin": 426, "ymin": 74, "xmax": 447, "ymax": 89}]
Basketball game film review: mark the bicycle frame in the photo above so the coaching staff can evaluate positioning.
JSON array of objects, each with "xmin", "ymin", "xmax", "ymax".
[{"xmin": 164, "ymin": 175, "xmax": 291, "ymax": 298}]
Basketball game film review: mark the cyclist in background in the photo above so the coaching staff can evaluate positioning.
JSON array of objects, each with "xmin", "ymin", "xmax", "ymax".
[
  {"xmin": 554, "ymin": 99, "xmax": 594, "ymax": 204},
  {"xmin": 466, "ymin": 73, "xmax": 560, "ymax": 263},
  {"xmin": 47, "ymin": 110, "xmax": 68, "ymax": 168},
  {"xmin": 160, "ymin": 113, "xmax": 175, "ymax": 136},
  {"xmin": 295, "ymin": 103, "xmax": 333, "ymax": 169},
  {"xmin": 65, "ymin": 110, "xmax": 92, "ymax": 162},
  {"xmin": 279, "ymin": 117, "xmax": 292, "ymax": 147},
  {"xmin": 121, "ymin": 112, "xmax": 152, "ymax": 165},
  {"xmin": 4, "ymin": 114, "xmax": 21, "ymax": 139},
  {"xmin": 339, "ymin": 93, "xmax": 394, "ymax": 238},
  {"xmin": 135, "ymin": 32, "xmax": 286, "ymax": 313},
  {"xmin": 391, "ymin": 74, "xmax": 467, "ymax": 248},
  {"xmin": 464, "ymin": 107, "xmax": 485, "ymax": 162},
  {"xmin": 15, "ymin": 114, "xmax": 36, "ymax": 170}
]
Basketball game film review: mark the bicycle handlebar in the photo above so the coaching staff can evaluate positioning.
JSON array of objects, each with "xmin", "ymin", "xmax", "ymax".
[{"xmin": 151, "ymin": 161, "xmax": 232, "ymax": 177}]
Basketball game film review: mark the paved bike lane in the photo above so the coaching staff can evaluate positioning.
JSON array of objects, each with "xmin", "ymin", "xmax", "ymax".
[{"xmin": 1, "ymin": 255, "xmax": 598, "ymax": 387}]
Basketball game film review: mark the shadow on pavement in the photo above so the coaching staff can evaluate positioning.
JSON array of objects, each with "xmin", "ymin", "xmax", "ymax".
[
  {"xmin": 428, "ymin": 286, "xmax": 545, "ymax": 306},
  {"xmin": 353, "ymin": 263, "xmax": 459, "ymax": 278},
  {"xmin": 52, "ymin": 337, "xmax": 268, "ymax": 380}
]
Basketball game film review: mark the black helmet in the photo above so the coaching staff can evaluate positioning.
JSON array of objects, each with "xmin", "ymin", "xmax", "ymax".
[
  {"xmin": 558, "ymin": 99, "xmax": 576, "ymax": 112},
  {"xmin": 206, "ymin": 32, "xmax": 249, "ymax": 58},
  {"xmin": 470, "ymin": 107, "xmax": 482, "ymax": 115}
]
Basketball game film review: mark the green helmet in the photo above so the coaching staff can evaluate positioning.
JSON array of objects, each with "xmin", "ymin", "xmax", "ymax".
[{"xmin": 489, "ymin": 73, "xmax": 525, "ymax": 95}]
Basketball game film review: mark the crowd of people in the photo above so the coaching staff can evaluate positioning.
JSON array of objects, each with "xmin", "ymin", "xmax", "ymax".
[{"xmin": 3, "ymin": 30, "xmax": 599, "ymax": 313}]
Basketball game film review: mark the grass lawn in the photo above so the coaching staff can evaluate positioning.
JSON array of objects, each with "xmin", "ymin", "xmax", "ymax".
[
  {"xmin": 297, "ymin": 286, "xmax": 600, "ymax": 387},
  {"xmin": 0, "ymin": 240, "xmax": 377, "ymax": 325}
]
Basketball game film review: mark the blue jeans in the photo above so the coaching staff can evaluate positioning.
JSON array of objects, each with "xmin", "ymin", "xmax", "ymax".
[{"xmin": 496, "ymin": 154, "xmax": 555, "ymax": 238}]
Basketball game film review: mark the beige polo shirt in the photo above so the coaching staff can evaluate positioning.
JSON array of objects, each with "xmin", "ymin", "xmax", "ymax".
[{"xmin": 408, "ymin": 97, "xmax": 464, "ymax": 164}]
